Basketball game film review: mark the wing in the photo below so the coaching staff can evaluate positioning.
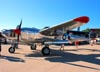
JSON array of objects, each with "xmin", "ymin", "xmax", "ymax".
[{"xmin": 40, "ymin": 16, "xmax": 89, "ymax": 36}]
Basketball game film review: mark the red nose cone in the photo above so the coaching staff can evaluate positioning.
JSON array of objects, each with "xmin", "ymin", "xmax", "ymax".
[{"xmin": 73, "ymin": 16, "xmax": 89, "ymax": 23}]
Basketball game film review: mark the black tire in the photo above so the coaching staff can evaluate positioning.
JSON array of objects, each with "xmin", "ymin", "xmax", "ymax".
[
  {"xmin": 30, "ymin": 44, "xmax": 36, "ymax": 50},
  {"xmin": 8, "ymin": 47, "xmax": 15, "ymax": 53},
  {"xmin": 41, "ymin": 47, "xmax": 50, "ymax": 55}
]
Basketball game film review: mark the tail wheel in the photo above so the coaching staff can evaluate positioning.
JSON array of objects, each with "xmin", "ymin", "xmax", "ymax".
[
  {"xmin": 41, "ymin": 47, "xmax": 50, "ymax": 55},
  {"xmin": 30, "ymin": 44, "xmax": 37, "ymax": 50},
  {"xmin": 8, "ymin": 47, "xmax": 15, "ymax": 53}
]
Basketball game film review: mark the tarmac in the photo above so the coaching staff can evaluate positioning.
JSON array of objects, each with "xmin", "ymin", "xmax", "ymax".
[{"xmin": 0, "ymin": 44, "xmax": 100, "ymax": 72}]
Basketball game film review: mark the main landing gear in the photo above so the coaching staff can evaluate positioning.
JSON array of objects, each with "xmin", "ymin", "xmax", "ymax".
[
  {"xmin": 30, "ymin": 44, "xmax": 51, "ymax": 55},
  {"xmin": 41, "ymin": 46, "xmax": 50, "ymax": 55}
]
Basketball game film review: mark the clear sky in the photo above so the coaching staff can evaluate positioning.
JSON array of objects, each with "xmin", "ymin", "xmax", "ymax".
[{"xmin": 0, "ymin": 0, "xmax": 100, "ymax": 31}]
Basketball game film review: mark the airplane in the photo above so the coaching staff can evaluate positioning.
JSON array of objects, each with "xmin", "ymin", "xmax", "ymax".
[{"xmin": 4, "ymin": 16, "xmax": 90, "ymax": 55}]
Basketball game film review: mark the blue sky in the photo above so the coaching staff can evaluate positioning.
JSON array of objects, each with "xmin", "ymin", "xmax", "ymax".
[{"xmin": 0, "ymin": 0, "xmax": 100, "ymax": 31}]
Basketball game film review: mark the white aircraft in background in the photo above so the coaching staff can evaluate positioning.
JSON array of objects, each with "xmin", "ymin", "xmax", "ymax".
[{"xmin": 8, "ymin": 16, "xmax": 89, "ymax": 55}]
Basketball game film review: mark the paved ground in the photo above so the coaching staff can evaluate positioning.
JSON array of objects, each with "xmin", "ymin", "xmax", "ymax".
[{"xmin": 0, "ymin": 44, "xmax": 100, "ymax": 72}]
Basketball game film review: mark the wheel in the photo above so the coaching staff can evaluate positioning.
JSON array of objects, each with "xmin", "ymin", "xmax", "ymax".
[
  {"xmin": 41, "ymin": 47, "xmax": 50, "ymax": 55},
  {"xmin": 30, "ymin": 44, "xmax": 36, "ymax": 50},
  {"xmin": 8, "ymin": 47, "xmax": 15, "ymax": 53}
]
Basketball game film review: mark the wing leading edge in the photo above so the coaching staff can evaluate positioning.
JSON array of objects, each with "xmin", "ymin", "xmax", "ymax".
[{"xmin": 40, "ymin": 16, "xmax": 89, "ymax": 36}]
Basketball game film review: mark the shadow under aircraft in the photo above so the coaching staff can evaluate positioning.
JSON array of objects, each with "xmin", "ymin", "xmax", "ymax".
[
  {"xmin": 1, "ymin": 55, "xmax": 25, "ymax": 63},
  {"xmin": 25, "ymin": 48, "xmax": 100, "ymax": 70}
]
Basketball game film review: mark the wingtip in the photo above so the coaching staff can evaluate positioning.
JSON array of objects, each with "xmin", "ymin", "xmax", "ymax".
[{"xmin": 73, "ymin": 16, "xmax": 89, "ymax": 23}]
